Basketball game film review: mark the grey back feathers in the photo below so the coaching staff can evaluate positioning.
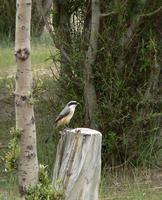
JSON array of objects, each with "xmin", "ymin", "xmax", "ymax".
[
  {"xmin": 55, "ymin": 101, "xmax": 78, "ymax": 123},
  {"xmin": 55, "ymin": 106, "xmax": 70, "ymax": 123}
]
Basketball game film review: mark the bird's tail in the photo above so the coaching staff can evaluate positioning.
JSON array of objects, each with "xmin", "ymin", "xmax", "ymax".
[
  {"xmin": 45, "ymin": 136, "xmax": 50, "ymax": 144},
  {"xmin": 44, "ymin": 122, "xmax": 57, "ymax": 144}
]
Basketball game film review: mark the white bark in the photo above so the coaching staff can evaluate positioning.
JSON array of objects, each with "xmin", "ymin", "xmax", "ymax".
[
  {"xmin": 52, "ymin": 128, "xmax": 102, "ymax": 200},
  {"xmin": 15, "ymin": 0, "xmax": 38, "ymax": 196}
]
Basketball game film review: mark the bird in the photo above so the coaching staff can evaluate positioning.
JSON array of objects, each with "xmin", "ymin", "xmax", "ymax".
[
  {"xmin": 45, "ymin": 101, "xmax": 79, "ymax": 143},
  {"xmin": 55, "ymin": 100, "xmax": 79, "ymax": 127}
]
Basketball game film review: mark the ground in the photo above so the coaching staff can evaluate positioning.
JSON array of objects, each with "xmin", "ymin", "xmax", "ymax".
[{"xmin": 0, "ymin": 35, "xmax": 162, "ymax": 200}]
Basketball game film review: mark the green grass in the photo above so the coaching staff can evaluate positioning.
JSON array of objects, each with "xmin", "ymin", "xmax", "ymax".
[{"xmin": 0, "ymin": 33, "xmax": 56, "ymax": 77}]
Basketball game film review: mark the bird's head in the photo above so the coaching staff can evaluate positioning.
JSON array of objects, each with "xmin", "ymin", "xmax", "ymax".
[{"xmin": 67, "ymin": 101, "xmax": 79, "ymax": 108}]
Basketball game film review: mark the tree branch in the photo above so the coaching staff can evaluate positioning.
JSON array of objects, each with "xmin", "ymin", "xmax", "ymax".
[
  {"xmin": 140, "ymin": 5, "xmax": 162, "ymax": 18},
  {"xmin": 37, "ymin": 1, "xmax": 72, "ymax": 65},
  {"xmin": 100, "ymin": 11, "xmax": 117, "ymax": 17}
]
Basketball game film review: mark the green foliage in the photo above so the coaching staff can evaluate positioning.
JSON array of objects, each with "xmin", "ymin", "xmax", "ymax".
[
  {"xmin": 95, "ymin": 0, "xmax": 162, "ymax": 166},
  {"xmin": 103, "ymin": 131, "xmax": 117, "ymax": 153},
  {"xmin": 26, "ymin": 165, "xmax": 64, "ymax": 200},
  {"xmin": 32, "ymin": 77, "xmax": 59, "ymax": 175},
  {"xmin": 0, "ymin": 0, "xmax": 16, "ymax": 39},
  {"xmin": 49, "ymin": 0, "xmax": 162, "ymax": 167},
  {"xmin": 10, "ymin": 127, "xmax": 22, "ymax": 138},
  {"xmin": 4, "ymin": 141, "xmax": 18, "ymax": 172},
  {"xmin": 0, "ymin": 0, "xmax": 46, "ymax": 39},
  {"xmin": 4, "ymin": 128, "xmax": 22, "ymax": 172}
]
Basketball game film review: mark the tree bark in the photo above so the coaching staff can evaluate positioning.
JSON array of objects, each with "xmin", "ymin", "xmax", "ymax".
[
  {"xmin": 33, "ymin": 0, "xmax": 52, "ymax": 37},
  {"xmin": 52, "ymin": 128, "xmax": 102, "ymax": 200},
  {"xmin": 83, "ymin": 0, "xmax": 100, "ymax": 128},
  {"xmin": 118, "ymin": 0, "xmax": 152, "ymax": 70},
  {"xmin": 15, "ymin": 0, "xmax": 38, "ymax": 196},
  {"xmin": 52, "ymin": 1, "xmax": 72, "ymax": 76}
]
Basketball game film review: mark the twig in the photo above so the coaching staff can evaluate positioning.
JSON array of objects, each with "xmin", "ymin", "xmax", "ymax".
[
  {"xmin": 60, "ymin": 46, "xmax": 71, "ymax": 63},
  {"xmin": 100, "ymin": 5, "xmax": 162, "ymax": 19},
  {"xmin": 100, "ymin": 11, "xmax": 117, "ymax": 17},
  {"xmin": 140, "ymin": 5, "xmax": 162, "ymax": 18},
  {"xmin": 100, "ymin": 196, "xmax": 134, "ymax": 200},
  {"xmin": 0, "ymin": 143, "xmax": 8, "ymax": 149},
  {"xmin": 36, "ymin": 1, "xmax": 72, "ymax": 64},
  {"xmin": 49, "ymin": 66, "xmax": 59, "ymax": 81}
]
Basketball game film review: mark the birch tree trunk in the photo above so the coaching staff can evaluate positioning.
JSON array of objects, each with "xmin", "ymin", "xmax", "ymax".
[
  {"xmin": 52, "ymin": 128, "xmax": 102, "ymax": 200},
  {"xmin": 84, "ymin": 0, "xmax": 100, "ymax": 129},
  {"xmin": 15, "ymin": 0, "xmax": 38, "ymax": 196}
]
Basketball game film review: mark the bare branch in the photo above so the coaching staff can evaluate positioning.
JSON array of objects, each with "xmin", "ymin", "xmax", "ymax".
[
  {"xmin": 140, "ymin": 5, "xmax": 162, "ymax": 18},
  {"xmin": 60, "ymin": 46, "xmax": 71, "ymax": 63},
  {"xmin": 36, "ymin": 1, "xmax": 72, "ymax": 65},
  {"xmin": 100, "ymin": 11, "xmax": 117, "ymax": 17}
]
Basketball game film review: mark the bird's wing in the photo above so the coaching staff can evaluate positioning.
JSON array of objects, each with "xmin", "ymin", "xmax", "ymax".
[{"xmin": 55, "ymin": 106, "xmax": 70, "ymax": 123}]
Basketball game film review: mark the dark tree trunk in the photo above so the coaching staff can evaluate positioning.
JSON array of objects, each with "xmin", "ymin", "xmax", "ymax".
[{"xmin": 83, "ymin": 0, "xmax": 100, "ymax": 128}]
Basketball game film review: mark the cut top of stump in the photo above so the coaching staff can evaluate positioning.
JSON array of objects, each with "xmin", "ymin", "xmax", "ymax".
[{"xmin": 64, "ymin": 128, "xmax": 102, "ymax": 136}]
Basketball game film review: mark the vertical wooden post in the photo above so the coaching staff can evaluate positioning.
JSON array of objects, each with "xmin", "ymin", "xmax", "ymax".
[{"xmin": 52, "ymin": 128, "xmax": 102, "ymax": 200}]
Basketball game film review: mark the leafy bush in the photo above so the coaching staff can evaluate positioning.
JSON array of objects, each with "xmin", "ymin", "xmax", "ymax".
[
  {"xmin": 26, "ymin": 165, "xmax": 64, "ymax": 200},
  {"xmin": 48, "ymin": 0, "xmax": 162, "ymax": 167},
  {"xmin": 0, "ymin": 0, "xmax": 15, "ymax": 39},
  {"xmin": 4, "ymin": 128, "xmax": 22, "ymax": 172}
]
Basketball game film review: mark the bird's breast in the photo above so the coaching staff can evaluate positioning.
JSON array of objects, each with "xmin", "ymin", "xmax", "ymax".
[{"xmin": 56, "ymin": 107, "xmax": 75, "ymax": 127}]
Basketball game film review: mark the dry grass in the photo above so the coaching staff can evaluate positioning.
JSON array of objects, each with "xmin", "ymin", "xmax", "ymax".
[
  {"xmin": 100, "ymin": 166, "xmax": 162, "ymax": 200},
  {"xmin": 1, "ymin": 167, "xmax": 162, "ymax": 200}
]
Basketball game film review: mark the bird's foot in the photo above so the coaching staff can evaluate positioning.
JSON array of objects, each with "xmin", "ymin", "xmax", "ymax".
[
  {"xmin": 64, "ymin": 126, "xmax": 71, "ymax": 131},
  {"xmin": 59, "ymin": 131, "xmax": 65, "ymax": 135}
]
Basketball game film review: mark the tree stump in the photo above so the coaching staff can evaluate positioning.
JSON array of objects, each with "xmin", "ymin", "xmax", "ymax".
[{"xmin": 52, "ymin": 128, "xmax": 102, "ymax": 200}]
